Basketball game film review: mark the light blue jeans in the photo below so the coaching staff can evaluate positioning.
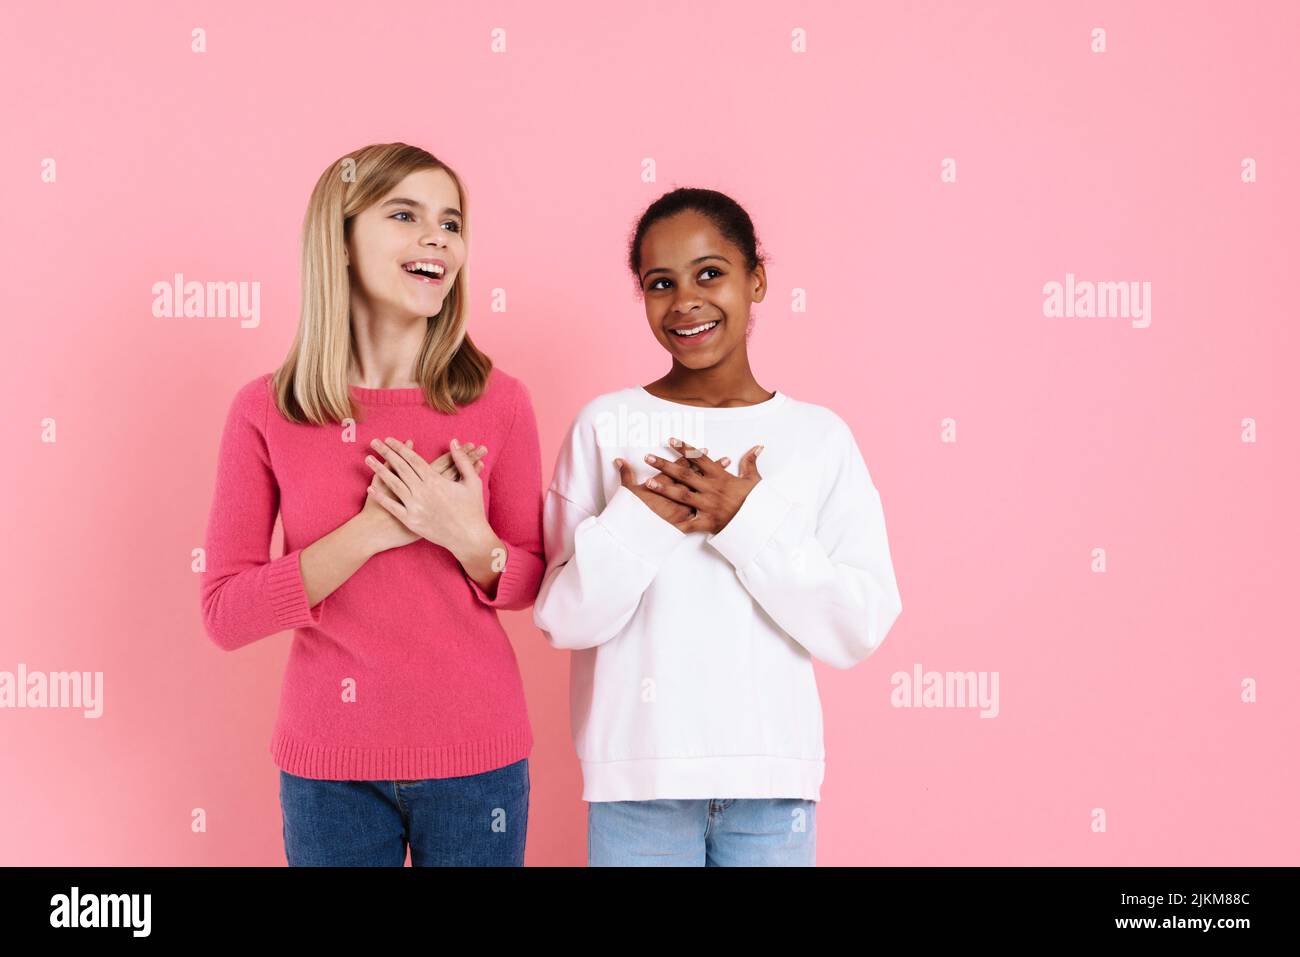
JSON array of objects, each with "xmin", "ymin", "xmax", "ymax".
[{"xmin": 588, "ymin": 798, "xmax": 816, "ymax": 866}]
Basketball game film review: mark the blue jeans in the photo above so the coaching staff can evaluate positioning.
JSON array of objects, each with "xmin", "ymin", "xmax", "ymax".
[
  {"xmin": 279, "ymin": 758, "xmax": 529, "ymax": 866},
  {"xmin": 588, "ymin": 798, "xmax": 817, "ymax": 866}
]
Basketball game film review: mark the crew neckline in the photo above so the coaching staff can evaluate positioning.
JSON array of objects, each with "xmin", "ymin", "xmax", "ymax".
[
  {"xmin": 636, "ymin": 385, "xmax": 788, "ymax": 418},
  {"xmin": 349, "ymin": 383, "xmax": 428, "ymax": 406}
]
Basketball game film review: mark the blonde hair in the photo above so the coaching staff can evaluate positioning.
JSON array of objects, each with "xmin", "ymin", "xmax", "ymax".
[{"xmin": 271, "ymin": 143, "xmax": 492, "ymax": 424}]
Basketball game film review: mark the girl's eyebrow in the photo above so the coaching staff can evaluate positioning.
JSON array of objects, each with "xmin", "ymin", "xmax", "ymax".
[
  {"xmin": 642, "ymin": 254, "xmax": 731, "ymax": 281},
  {"xmin": 380, "ymin": 197, "xmax": 463, "ymax": 218}
]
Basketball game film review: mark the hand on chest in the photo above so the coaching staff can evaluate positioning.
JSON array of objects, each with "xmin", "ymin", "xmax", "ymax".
[
  {"xmin": 275, "ymin": 417, "xmax": 498, "ymax": 535},
  {"xmin": 599, "ymin": 427, "xmax": 803, "ymax": 515}
]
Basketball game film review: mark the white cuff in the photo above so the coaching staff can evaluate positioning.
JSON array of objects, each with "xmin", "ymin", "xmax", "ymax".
[
  {"xmin": 597, "ymin": 484, "xmax": 687, "ymax": 565},
  {"xmin": 706, "ymin": 479, "xmax": 794, "ymax": 570}
]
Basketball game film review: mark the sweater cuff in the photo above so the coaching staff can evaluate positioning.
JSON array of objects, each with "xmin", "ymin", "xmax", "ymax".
[
  {"xmin": 266, "ymin": 548, "xmax": 324, "ymax": 630},
  {"xmin": 466, "ymin": 541, "xmax": 525, "ymax": 607},
  {"xmin": 706, "ymin": 479, "xmax": 795, "ymax": 571},
  {"xmin": 598, "ymin": 484, "xmax": 686, "ymax": 564}
]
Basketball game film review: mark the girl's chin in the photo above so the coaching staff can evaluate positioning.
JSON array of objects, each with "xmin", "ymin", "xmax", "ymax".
[
  {"xmin": 372, "ymin": 297, "xmax": 445, "ymax": 323},
  {"xmin": 667, "ymin": 347, "xmax": 726, "ymax": 368},
  {"xmin": 666, "ymin": 336, "xmax": 727, "ymax": 358},
  {"xmin": 404, "ymin": 289, "xmax": 447, "ymax": 309}
]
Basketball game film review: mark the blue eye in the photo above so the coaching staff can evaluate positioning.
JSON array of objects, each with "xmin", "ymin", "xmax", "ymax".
[{"xmin": 390, "ymin": 211, "xmax": 461, "ymax": 232}]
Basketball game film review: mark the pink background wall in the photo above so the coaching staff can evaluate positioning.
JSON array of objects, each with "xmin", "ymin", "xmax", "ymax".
[{"xmin": 2, "ymin": 0, "xmax": 1295, "ymax": 865}]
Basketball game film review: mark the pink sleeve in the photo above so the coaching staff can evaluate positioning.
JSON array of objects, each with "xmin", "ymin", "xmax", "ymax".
[
  {"xmin": 463, "ymin": 378, "xmax": 546, "ymax": 611},
  {"xmin": 200, "ymin": 375, "xmax": 323, "ymax": 651}
]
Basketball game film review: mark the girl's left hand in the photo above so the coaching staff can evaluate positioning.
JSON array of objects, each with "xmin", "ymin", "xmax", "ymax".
[
  {"xmin": 642, "ymin": 437, "xmax": 764, "ymax": 534},
  {"xmin": 365, "ymin": 436, "xmax": 490, "ymax": 552}
]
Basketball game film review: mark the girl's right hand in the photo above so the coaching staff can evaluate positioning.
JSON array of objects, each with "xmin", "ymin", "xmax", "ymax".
[
  {"xmin": 359, "ymin": 440, "xmax": 487, "ymax": 554},
  {"xmin": 613, "ymin": 453, "xmax": 730, "ymax": 527}
]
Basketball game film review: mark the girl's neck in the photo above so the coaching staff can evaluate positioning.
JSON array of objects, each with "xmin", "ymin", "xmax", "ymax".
[
  {"xmin": 348, "ymin": 301, "xmax": 429, "ymax": 389},
  {"xmin": 347, "ymin": 337, "xmax": 425, "ymax": 390},
  {"xmin": 348, "ymin": 356, "xmax": 421, "ymax": 390},
  {"xmin": 645, "ymin": 362, "xmax": 773, "ymax": 409}
]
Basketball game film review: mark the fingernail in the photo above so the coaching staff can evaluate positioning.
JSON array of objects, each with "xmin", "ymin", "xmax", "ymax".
[
  {"xmin": 669, "ymin": 437, "xmax": 681, "ymax": 447},
  {"xmin": 647, "ymin": 478, "xmax": 659, "ymax": 489},
  {"xmin": 451, "ymin": 437, "xmax": 459, "ymax": 449},
  {"xmin": 756, "ymin": 445, "xmax": 765, "ymax": 455},
  {"xmin": 644, "ymin": 454, "xmax": 655, "ymax": 464},
  {"xmin": 614, "ymin": 458, "xmax": 623, "ymax": 467}
]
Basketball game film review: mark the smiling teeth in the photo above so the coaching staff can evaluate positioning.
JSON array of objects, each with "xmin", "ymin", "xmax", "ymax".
[
  {"xmin": 404, "ymin": 262, "xmax": 444, "ymax": 276},
  {"xmin": 672, "ymin": 320, "xmax": 718, "ymax": 337}
]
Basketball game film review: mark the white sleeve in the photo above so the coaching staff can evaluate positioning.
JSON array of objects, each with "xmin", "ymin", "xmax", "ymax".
[
  {"xmin": 533, "ymin": 416, "xmax": 686, "ymax": 650},
  {"xmin": 704, "ymin": 420, "xmax": 902, "ymax": 669}
]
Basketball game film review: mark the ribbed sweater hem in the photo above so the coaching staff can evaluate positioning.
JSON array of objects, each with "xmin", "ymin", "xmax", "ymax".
[
  {"xmin": 580, "ymin": 754, "xmax": 825, "ymax": 802},
  {"xmin": 271, "ymin": 725, "xmax": 533, "ymax": 780}
]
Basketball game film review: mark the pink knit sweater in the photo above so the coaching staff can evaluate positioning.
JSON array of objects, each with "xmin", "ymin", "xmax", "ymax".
[{"xmin": 200, "ymin": 368, "xmax": 543, "ymax": 780}]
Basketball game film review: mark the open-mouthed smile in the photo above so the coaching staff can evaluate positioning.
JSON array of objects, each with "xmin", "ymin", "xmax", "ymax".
[
  {"xmin": 667, "ymin": 318, "xmax": 720, "ymax": 345},
  {"xmin": 402, "ymin": 259, "xmax": 447, "ymax": 285}
]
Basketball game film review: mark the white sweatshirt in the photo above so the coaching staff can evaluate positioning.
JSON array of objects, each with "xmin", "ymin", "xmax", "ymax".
[{"xmin": 533, "ymin": 386, "xmax": 902, "ymax": 802}]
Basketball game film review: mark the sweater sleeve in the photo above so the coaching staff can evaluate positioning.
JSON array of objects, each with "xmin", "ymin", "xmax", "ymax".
[
  {"xmin": 200, "ymin": 376, "xmax": 324, "ymax": 652},
  {"xmin": 532, "ymin": 414, "xmax": 686, "ymax": 650},
  {"xmin": 704, "ymin": 418, "xmax": 902, "ymax": 669},
  {"xmin": 462, "ymin": 377, "xmax": 546, "ymax": 611}
]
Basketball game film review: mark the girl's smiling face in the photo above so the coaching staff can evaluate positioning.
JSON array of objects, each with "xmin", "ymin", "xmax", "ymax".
[
  {"xmin": 638, "ymin": 210, "xmax": 766, "ymax": 368},
  {"xmin": 346, "ymin": 167, "xmax": 466, "ymax": 322}
]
